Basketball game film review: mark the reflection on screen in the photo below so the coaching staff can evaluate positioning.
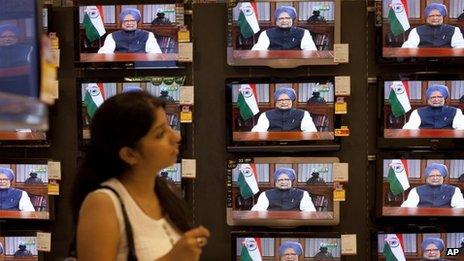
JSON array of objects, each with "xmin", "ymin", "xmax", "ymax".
[
  {"xmin": 382, "ymin": 159, "xmax": 464, "ymax": 216},
  {"xmin": 0, "ymin": 236, "xmax": 38, "ymax": 259},
  {"xmin": 0, "ymin": 164, "xmax": 49, "ymax": 220}
]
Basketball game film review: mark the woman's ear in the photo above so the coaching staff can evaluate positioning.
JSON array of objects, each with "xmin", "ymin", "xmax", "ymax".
[{"xmin": 119, "ymin": 147, "xmax": 138, "ymax": 166}]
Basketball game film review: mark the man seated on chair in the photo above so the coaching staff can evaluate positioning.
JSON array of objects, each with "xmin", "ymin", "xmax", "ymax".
[
  {"xmin": 402, "ymin": 84, "xmax": 464, "ymax": 130},
  {"xmin": 251, "ymin": 87, "xmax": 317, "ymax": 132},
  {"xmin": 0, "ymin": 167, "xmax": 35, "ymax": 211},
  {"xmin": 251, "ymin": 6, "xmax": 317, "ymax": 51},
  {"xmin": 401, "ymin": 163, "xmax": 464, "ymax": 208},
  {"xmin": 401, "ymin": 3, "xmax": 464, "ymax": 48},
  {"xmin": 251, "ymin": 167, "xmax": 316, "ymax": 211},
  {"xmin": 98, "ymin": 8, "xmax": 162, "ymax": 54}
]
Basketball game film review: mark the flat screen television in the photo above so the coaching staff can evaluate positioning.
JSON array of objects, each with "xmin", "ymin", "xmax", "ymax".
[
  {"xmin": 227, "ymin": 0, "xmax": 341, "ymax": 68},
  {"xmin": 74, "ymin": 2, "xmax": 188, "ymax": 69},
  {"xmin": 378, "ymin": 74, "xmax": 464, "ymax": 149},
  {"xmin": 226, "ymin": 157, "xmax": 340, "ymax": 227},
  {"xmin": 377, "ymin": 155, "xmax": 464, "ymax": 220},
  {"xmin": 226, "ymin": 77, "xmax": 340, "ymax": 152},
  {"xmin": 377, "ymin": 0, "xmax": 464, "ymax": 63},
  {"xmin": 0, "ymin": 160, "xmax": 51, "ymax": 220},
  {"xmin": 375, "ymin": 232, "xmax": 464, "ymax": 260},
  {"xmin": 0, "ymin": 232, "xmax": 40, "ymax": 260},
  {"xmin": 160, "ymin": 162, "xmax": 181, "ymax": 189},
  {"xmin": 78, "ymin": 76, "xmax": 185, "ymax": 141},
  {"xmin": 232, "ymin": 231, "xmax": 342, "ymax": 260}
]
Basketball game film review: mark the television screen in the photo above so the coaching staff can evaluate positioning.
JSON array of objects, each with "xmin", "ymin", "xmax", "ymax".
[
  {"xmin": 380, "ymin": 0, "xmax": 464, "ymax": 61},
  {"xmin": 233, "ymin": 233, "xmax": 341, "ymax": 261},
  {"xmin": 227, "ymin": 0, "xmax": 340, "ymax": 67},
  {"xmin": 0, "ymin": 235, "xmax": 38, "ymax": 260},
  {"xmin": 379, "ymin": 76, "xmax": 464, "ymax": 149},
  {"xmin": 160, "ymin": 162, "xmax": 181, "ymax": 189},
  {"xmin": 0, "ymin": 162, "xmax": 50, "ymax": 220},
  {"xmin": 226, "ymin": 77, "xmax": 339, "ymax": 152},
  {"xmin": 381, "ymin": 158, "xmax": 464, "ymax": 218},
  {"xmin": 75, "ymin": 3, "xmax": 187, "ymax": 68},
  {"xmin": 79, "ymin": 76, "xmax": 184, "ymax": 140},
  {"xmin": 226, "ymin": 157, "xmax": 340, "ymax": 226},
  {"xmin": 376, "ymin": 232, "xmax": 464, "ymax": 260}
]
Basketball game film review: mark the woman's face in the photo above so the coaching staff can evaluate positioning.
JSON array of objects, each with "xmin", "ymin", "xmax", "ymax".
[{"xmin": 133, "ymin": 108, "xmax": 181, "ymax": 173}]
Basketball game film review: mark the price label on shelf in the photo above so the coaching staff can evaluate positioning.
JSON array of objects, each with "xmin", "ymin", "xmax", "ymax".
[{"xmin": 36, "ymin": 232, "xmax": 52, "ymax": 252}]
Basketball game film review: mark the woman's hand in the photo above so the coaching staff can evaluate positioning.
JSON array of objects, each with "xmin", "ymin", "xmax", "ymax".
[{"xmin": 157, "ymin": 226, "xmax": 210, "ymax": 261}]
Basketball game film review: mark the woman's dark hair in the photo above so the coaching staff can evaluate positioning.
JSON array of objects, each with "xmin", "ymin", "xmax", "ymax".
[{"xmin": 72, "ymin": 92, "xmax": 193, "ymax": 232}]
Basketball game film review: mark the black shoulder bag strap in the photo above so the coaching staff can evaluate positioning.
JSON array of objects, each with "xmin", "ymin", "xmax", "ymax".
[{"xmin": 100, "ymin": 185, "xmax": 138, "ymax": 261}]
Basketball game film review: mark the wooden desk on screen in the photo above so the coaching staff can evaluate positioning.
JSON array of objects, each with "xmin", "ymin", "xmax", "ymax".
[
  {"xmin": 0, "ymin": 131, "xmax": 46, "ymax": 141},
  {"xmin": 383, "ymin": 207, "xmax": 464, "ymax": 216},
  {"xmin": 80, "ymin": 53, "xmax": 178, "ymax": 62},
  {"xmin": 0, "ymin": 210, "xmax": 49, "ymax": 219},
  {"xmin": 233, "ymin": 210, "xmax": 334, "ymax": 220},
  {"xmin": 384, "ymin": 129, "xmax": 464, "ymax": 138},
  {"xmin": 0, "ymin": 257, "xmax": 38, "ymax": 261},
  {"xmin": 233, "ymin": 131, "xmax": 334, "ymax": 141},
  {"xmin": 233, "ymin": 50, "xmax": 334, "ymax": 59},
  {"xmin": 383, "ymin": 47, "xmax": 464, "ymax": 57}
]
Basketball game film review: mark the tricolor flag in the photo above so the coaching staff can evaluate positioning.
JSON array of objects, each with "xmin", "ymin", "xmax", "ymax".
[
  {"xmin": 237, "ymin": 2, "xmax": 260, "ymax": 38},
  {"xmin": 237, "ymin": 164, "xmax": 259, "ymax": 199},
  {"xmin": 389, "ymin": 81, "xmax": 411, "ymax": 117},
  {"xmin": 240, "ymin": 237, "xmax": 262, "ymax": 261},
  {"xmin": 83, "ymin": 6, "xmax": 106, "ymax": 42},
  {"xmin": 237, "ymin": 84, "xmax": 260, "ymax": 120},
  {"xmin": 387, "ymin": 160, "xmax": 410, "ymax": 196},
  {"xmin": 84, "ymin": 83, "xmax": 105, "ymax": 118},
  {"xmin": 383, "ymin": 234, "xmax": 406, "ymax": 261},
  {"xmin": 388, "ymin": 0, "xmax": 410, "ymax": 36}
]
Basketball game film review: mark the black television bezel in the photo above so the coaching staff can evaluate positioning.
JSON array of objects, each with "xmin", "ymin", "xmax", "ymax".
[
  {"xmin": 231, "ymin": 231, "xmax": 343, "ymax": 261},
  {"xmin": 226, "ymin": 76, "xmax": 341, "ymax": 153},
  {"xmin": 226, "ymin": 0, "xmax": 341, "ymax": 68},
  {"xmin": 375, "ymin": 0, "xmax": 464, "ymax": 64},
  {"xmin": 371, "ymin": 228, "xmax": 464, "ymax": 260},
  {"xmin": 0, "ymin": 158, "xmax": 54, "ymax": 222},
  {"xmin": 374, "ymin": 151, "xmax": 464, "ymax": 223},
  {"xmin": 0, "ymin": 230, "xmax": 45, "ymax": 260},
  {"xmin": 73, "ymin": 0, "xmax": 188, "ymax": 70},
  {"xmin": 76, "ymin": 75, "xmax": 187, "ymax": 149},
  {"xmin": 226, "ymin": 156, "xmax": 341, "ymax": 227},
  {"xmin": 377, "ymin": 73, "xmax": 464, "ymax": 150}
]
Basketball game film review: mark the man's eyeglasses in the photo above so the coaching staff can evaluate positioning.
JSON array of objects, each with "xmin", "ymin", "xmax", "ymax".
[
  {"xmin": 277, "ymin": 17, "xmax": 292, "ymax": 21},
  {"xmin": 429, "ymin": 95, "xmax": 444, "ymax": 100},
  {"xmin": 123, "ymin": 19, "xmax": 137, "ymax": 24},
  {"xmin": 277, "ymin": 178, "xmax": 291, "ymax": 182},
  {"xmin": 276, "ymin": 99, "xmax": 292, "ymax": 102},
  {"xmin": 424, "ymin": 248, "xmax": 440, "ymax": 253}
]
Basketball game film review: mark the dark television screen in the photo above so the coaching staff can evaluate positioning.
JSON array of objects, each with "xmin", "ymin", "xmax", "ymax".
[
  {"xmin": 226, "ymin": 157, "xmax": 340, "ymax": 226},
  {"xmin": 0, "ymin": 162, "xmax": 50, "ymax": 220},
  {"xmin": 376, "ymin": 232, "xmax": 464, "ymax": 260},
  {"xmin": 380, "ymin": 158, "xmax": 464, "ymax": 218},
  {"xmin": 233, "ymin": 233, "xmax": 341, "ymax": 260},
  {"xmin": 227, "ymin": 0, "xmax": 340, "ymax": 67},
  {"xmin": 79, "ymin": 76, "xmax": 184, "ymax": 140},
  {"xmin": 380, "ymin": 0, "xmax": 464, "ymax": 61},
  {"xmin": 76, "ymin": 3, "xmax": 186, "ymax": 68},
  {"xmin": 226, "ymin": 77, "xmax": 339, "ymax": 152},
  {"xmin": 0, "ymin": 234, "xmax": 39, "ymax": 260}
]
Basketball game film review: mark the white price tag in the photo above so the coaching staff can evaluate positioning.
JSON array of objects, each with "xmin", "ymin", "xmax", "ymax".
[
  {"xmin": 179, "ymin": 86, "xmax": 194, "ymax": 105},
  {"xmin": 335, "ymin": 76, "xmax": 351, "ymax": 96},
  {"xmin": 333, "ymin": 44, "xmax": 349, "ymax": 63},
  {"xmin": 333, "ymin": 163, "xmax": 349, "ymax": 182},
  {"xmin": 178, "ymin": 42, "xmax": 193, "ymax": 62},
  {"xmin": 36, "ymin": 232, "xmax": 52, "ymax": 252},
  {"xmin": 181, "ymin": 159, "xmax": 196, "ymax": 178},
  {"xmin": 341, "ymin": 234, "xmax": 357, "ymax": 255},
  {"xmin": 47, "ymin": 161, "xmax": 61, "ymax": 180}
]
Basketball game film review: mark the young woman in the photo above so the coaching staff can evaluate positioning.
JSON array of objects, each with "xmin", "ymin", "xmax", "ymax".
[{"xmin": 72, "ymin": 92, "xmax": 209, "ymax": 260}]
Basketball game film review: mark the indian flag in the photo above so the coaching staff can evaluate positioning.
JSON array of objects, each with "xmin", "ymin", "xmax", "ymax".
[
  {"xmin": 83, "ymin": 6, "xmax": 106, "ymax": 42},
  {"xmin": 387, "ymin": 160, "xmax": 410, "ymax": 196},
  {"xmin": 389, "ymin": 81, "xmax": 411, "ymax": 117},
  {"xmin": 237, "ymin": 84, "xmax": 259, "ymax": 120},
  {"xmin": 84, "ymin": 83, "xmax": 105, "ymax": 118},
  {"xmin": 237, "ymin": 164, "xmax": 259, "ymax": 199},
  {"xmin": 237, "ymin": 2, "xmax": 260, "ymax": 38},
  {"xmin": 240, "ymin": 238, "xmax": 262, "ymax": 261},
  {"xmin": 388, "ymin": 0, "xmax": 410, "ymax": 36},
  {"xmin": 383, "ymin": 234, "xmax": 406, "ymax": 261}
]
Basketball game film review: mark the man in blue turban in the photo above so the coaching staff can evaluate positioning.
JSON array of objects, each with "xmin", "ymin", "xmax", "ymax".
[
  {"xmin": 279, "ymin": 241, "xmax": 303, "ymax": 261},
  {"xmin": 251, "ymin": 87, "xmax": 317, "ymax": 132},
  {"xmin": 98, "ymin": 8, "xmax": 162, "ymax": 54},
  {"xmin": 402, "ymin": 3, "xmax": 464, "ymax": 48},
  {"xmin": 401, "ymin": 163, "xmax": 464, "ymax": 208},
  {"xmin": 251, "ymin": 6, "xmax": 317, "ymax": 50},
  {"xmin": 403, "ymin": 84, "xmax": 464, "ymax": 129},
  {"xmin": 0, "ymin": 167, "xmax": 35, "ymax": 211},
  {"xmin": 122, "ymin": 86, "xmax": 142, "ymax": 93},
  {"xmin": 421, "ymin": 237, "xmax": 446, "ymax": 260},
  {"xmin": 251, "ymin": 167, "xmax": 316, "ymax": 211}
]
